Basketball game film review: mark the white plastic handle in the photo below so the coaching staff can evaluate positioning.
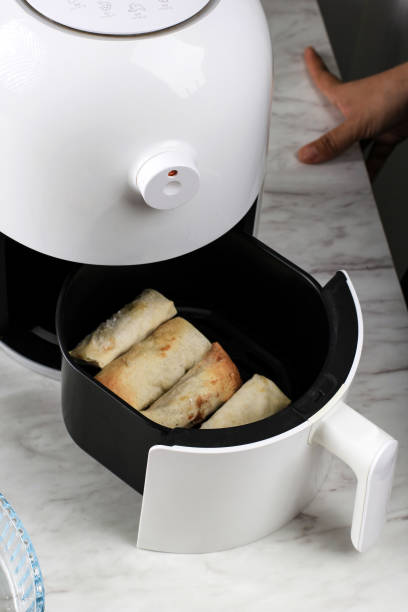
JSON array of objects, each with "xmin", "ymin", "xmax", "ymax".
[{"xmin": 310, "ymin": 401, "xmax": 398, "ymax": 552}]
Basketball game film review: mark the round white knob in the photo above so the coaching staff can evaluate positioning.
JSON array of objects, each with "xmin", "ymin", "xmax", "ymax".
[{"xmin": 137, "ymin": 152, "xmax": 200, "ymax": 211}]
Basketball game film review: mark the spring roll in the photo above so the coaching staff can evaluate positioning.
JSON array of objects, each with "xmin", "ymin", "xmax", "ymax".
[
  {"xmin": 143, "ymin": 343, "xmax": 242, "ymax": 428},
  {"xmin": 200, "ymin": 374, "xmax": 290, "ymax": 429},
  {"xmin": 70, "ymin": 289, "xmax": 177, "ymax": 368},
  {"xmin": 95, "ymin": 317, "xmax": 210, "ymax": 411}
]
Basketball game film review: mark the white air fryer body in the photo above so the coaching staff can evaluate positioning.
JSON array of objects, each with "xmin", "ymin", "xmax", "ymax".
[{"xmin": 0, "ymin": 0, "xmax": 272, "ymax": 265}]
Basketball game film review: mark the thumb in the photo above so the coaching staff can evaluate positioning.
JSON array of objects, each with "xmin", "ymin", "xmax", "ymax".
[{"xmin": 297, "ymin": 119, "xmax": 361, "ymax": 164}]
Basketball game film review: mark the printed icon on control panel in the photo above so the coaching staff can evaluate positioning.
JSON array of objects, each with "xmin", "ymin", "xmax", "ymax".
[
  {"xmin": 98, "ymin": 1, "xmax": 115, "ymax": 17},
  {"xmin": 68, "ymin": 0, "xmax": 86, "ymax": 9},
  {"xmin": 128, "ymin": 2, "xmax": 147, "ymax": 18},
  {"xmin": 158, "ymin": 0, "xmax": 173, "ymax": 11}
]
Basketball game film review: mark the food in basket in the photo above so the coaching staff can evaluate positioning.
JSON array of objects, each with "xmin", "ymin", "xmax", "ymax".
[
  {"xmin": 70, "ymin": 289, "xmax": 176, "ymax": 368},
  {"xmin": 143, "ymin": 342, "xmax": 242, "ymax": 428},
  {"xmin": 200, "ymin": 374, "xmax": 290, "ymax": 429},
  {"xmin": 95, "ymin": 317, "xmax": 211, "ymax": 411},
  {"xmin": 71, "ymin": 288, "xmax": 289, "ymax": 430}
]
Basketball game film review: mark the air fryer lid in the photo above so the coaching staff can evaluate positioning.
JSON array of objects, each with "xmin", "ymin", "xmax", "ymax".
[
  {"xmin": 57, "ymin": 231, "xmax": 359, "ymax": 449},
  {"xmin": 25, "ymin": 0, "xmax": 212, "ymax": 36}
]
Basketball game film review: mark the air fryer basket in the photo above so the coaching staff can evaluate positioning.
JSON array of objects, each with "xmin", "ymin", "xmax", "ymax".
[{"xmin": 56, "ymin": 230, "xmax": 358, "ymax": 493}]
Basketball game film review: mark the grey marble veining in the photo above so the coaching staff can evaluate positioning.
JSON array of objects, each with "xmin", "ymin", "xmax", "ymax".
[{"xmin": 0, "ymin": 1, "xmax": 407, "ymax": 611}]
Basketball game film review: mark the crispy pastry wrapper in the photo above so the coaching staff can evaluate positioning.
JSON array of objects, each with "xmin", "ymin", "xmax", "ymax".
[
  {"xmin": 95, "ymin": 317, "xmax": 211, "ymax": 411},
  {"xmin": 201, "ymin": 374, "xmax": 290, "ymax": 429},
  {"xmin": 143, "ymin": 342, "xmax": 242, "ymax": 428},
  {"xmin": 70, "ymin": 289, "xmax": 177, "ymax": 368}
]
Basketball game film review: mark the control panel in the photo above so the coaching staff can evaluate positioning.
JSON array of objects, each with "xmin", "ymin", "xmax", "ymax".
[{"xmin": 25, "ymin": 0, "xmax": 211, "ymax": 35}]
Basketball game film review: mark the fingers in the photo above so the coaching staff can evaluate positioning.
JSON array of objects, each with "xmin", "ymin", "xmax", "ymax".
[
  {"xmin": 297, "ymin": 119, "xmax": 361, "ymax": 164},
  {"xmin": 298, "ymin": 47, "xmax": 353, "ymax": 164},
  {"xmin": 304, "ymin": 46, "xmax": 342, "ymax": 104}
]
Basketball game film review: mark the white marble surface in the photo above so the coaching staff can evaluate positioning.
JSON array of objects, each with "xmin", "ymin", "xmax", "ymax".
[{"xmin": 0, "ymin": 1, "xmax": 407, "ymax": 610}]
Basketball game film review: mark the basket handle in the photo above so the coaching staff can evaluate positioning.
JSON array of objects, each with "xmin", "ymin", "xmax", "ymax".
[{"xmin": 310, "ymin": 401, "xmax": 398, "ymax": 552}]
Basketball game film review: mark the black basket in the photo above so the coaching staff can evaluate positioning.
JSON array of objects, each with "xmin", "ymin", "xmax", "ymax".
[{"xmin": 56, "ymin": 230, "xmax": 358, "ymax": 493}]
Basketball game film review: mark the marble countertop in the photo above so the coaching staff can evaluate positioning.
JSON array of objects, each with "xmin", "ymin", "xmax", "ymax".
[{"xmin": 1, "ymin": 1, "xmax": 407, "ymax": 610}]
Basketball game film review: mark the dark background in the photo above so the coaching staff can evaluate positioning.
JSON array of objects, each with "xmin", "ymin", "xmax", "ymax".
[{"xmin": 318, "ymin": 0, "xmax": 408, "ymax": 300}]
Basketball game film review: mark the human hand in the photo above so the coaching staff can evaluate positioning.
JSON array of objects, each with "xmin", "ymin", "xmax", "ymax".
[{"xmin": 297, "ymin": 47, "xmax": 408, "ymax": 179}]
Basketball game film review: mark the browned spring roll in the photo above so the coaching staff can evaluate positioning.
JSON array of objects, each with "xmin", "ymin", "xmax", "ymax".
[
  {"xmin": 70, "ymin": 289, "xmax": 177, "ymax": 368},
  {"xmin": 143, "ymin": 343, "xmax": 242, "ymax": 428},
  {"xmin": 201, "ymin": 374, "xmax": 290, "ymax": 429},
  {"xmin": 95, "ymin": 317, "xmax": 210, "ymax": 411}
]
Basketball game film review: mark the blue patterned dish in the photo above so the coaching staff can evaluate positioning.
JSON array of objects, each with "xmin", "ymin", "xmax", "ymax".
[{"xmin": 0, "ymin": 494, "xmax": 44, "ymax": 612}]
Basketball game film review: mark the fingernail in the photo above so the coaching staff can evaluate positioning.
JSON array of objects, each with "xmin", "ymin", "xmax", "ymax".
[{"xmin": 298, "ymin": 146, "xmax": 320, "ymax": 163}]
